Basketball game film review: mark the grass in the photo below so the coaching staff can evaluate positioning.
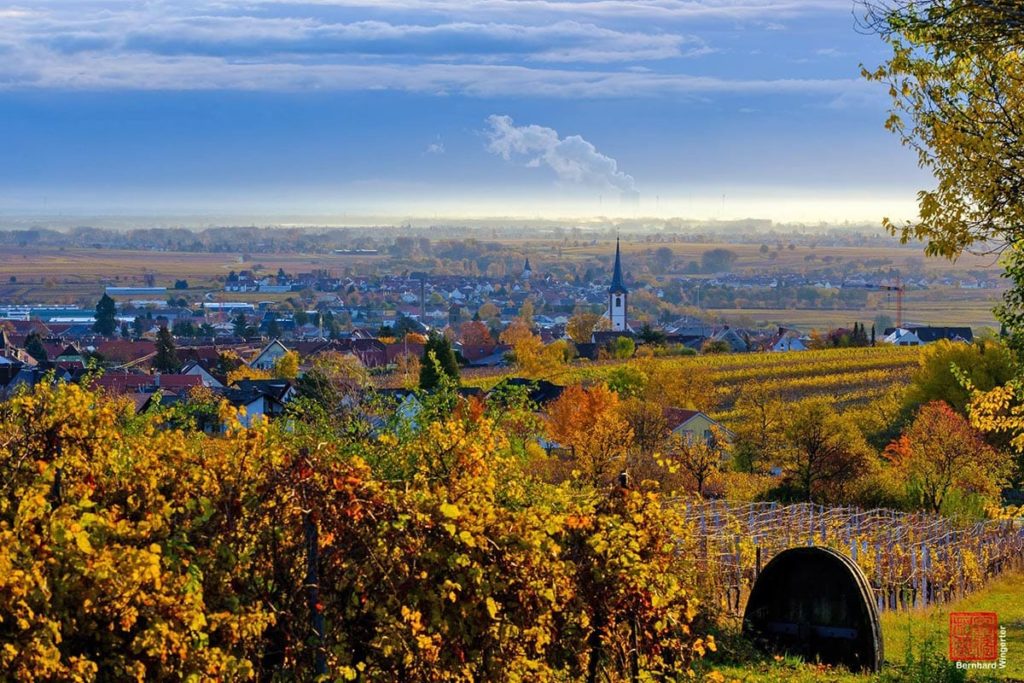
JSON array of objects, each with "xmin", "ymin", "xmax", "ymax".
[{"xmin": 699, "ymin": 571, "xmax": 1024, "ymax": 681}]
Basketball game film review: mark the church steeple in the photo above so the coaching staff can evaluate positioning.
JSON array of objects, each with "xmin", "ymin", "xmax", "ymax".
[
  {"xmin": 608, "ymin": 238, "xmax": 628, "ymax": 331},
  {"xmin": 522, "ymin": 257, "xmax": 532, "ymax": 280},
  {"xmin": 609, "ymin": 238, "xmax": 627, "ymax": 294}
]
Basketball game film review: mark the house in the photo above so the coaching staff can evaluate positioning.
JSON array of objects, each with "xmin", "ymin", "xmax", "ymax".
[
  {"xmin": 488, "ymin": 378, "xmax": 565, "ymax": 409},
  {"xmin": 664, "ymin": 408, "xmax": 734, "ymax": 452},
  {"xmin": 710, "ymin": 327, "xmax": 749, "ymax": 353},
  {"xmin": 769, "ymin": 328, "xmax": 809, "ymax": 352},
  {"xmin": 883, "ymin": 328, "xmax": 923, "ymax": 346},
  {"xmin": 249, "ymin": 339, "xmax": 291, "ymax": 370},
  {"xmin": 180, "ymin": 361, "xmax": 225, "ymax": 388},
  {"xmin": 884, "ymin": 325, "xmax": 973, "ymax": 345},
  {"xmin": 222, "ymin": 379, "xmax": 296, "ymax": 428}
]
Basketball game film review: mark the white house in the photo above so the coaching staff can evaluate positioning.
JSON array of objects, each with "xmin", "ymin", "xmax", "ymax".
[
  {"xmin": 884, "ymin": 328, "xmax": 923, "ymax": 346},
  {"xmin": 249, "ymin": 339, "xmax": 291, "ymax": 370}
]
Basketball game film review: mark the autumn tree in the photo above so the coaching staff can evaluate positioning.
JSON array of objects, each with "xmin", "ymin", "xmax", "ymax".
[
  {"xmin": 782, "ymin": 399, "xmax": 875, "ymax": 503},
  {"xmin": 904, "ymin": 338, "xmax": 1016, "ymax": 414},
  {"xmin": 862, "ymin": 0, "xmax": 1024, "ymax": 354},
  {"xmin": 619, "ymin": 398, "xmax": 669, "ymax": 459},
  {"xmin": 499, "ymin": 320, "xmax": 568, "ymax": 377},
  {"xmin": 731, "ymin": 383, "xmax": 786, "ymax": 473},
  {"xmin": 885, "ymin": 400, "xmax": 1009, "ymax": 513},
  {"xmin": 566, "ymin": 310, "xmax": 608, "ymax": 344},
  {"xmin": 296, "ymin": 351, "xmax": 368, "ymax": 416},
  {"xmin": 662, "ymin": 430, "xmax": 727, "ymax": 497},
  {"xmin": 272, "ymin": 349, "xmax": 301, "ymax": 380},
  {"xmin": 546, "ymin": 384, "xmax": 634, "ymax": 484},
  {"xmin": 459, "ymin": 320, "xmax": 493, "ymax": 347}
]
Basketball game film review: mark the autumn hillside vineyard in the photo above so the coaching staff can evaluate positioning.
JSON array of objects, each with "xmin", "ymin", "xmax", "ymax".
[
  {"xmin": 0, "ymin": 380, "xmax": 716, "ymax": 681},
  {"xmin": 675, "ymin": 499, "xmax": 1024, "ymax": 615}
]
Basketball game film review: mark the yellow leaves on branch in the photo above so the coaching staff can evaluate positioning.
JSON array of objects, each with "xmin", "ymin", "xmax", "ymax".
[{"xmin": 0, "ymin": 380, "xmax": 714, "ymax": 682}]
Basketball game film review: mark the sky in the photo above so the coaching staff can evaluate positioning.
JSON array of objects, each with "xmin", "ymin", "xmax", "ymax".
[{"xmin": 0, "ymin": 0, "xmax": 932, "ymax": 223}]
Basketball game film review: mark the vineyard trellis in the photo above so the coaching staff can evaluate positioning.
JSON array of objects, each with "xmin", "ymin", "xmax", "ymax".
[{"xmin": 674, "ymin": 499, "xmax": 1024, "ymax": 615}]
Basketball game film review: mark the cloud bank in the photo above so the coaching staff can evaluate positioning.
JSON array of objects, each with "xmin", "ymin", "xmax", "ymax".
[
  {"xmin": 485, "ymin": 115, "xmax": 638, "ymax": 199},
  {"xmin": 0, "ymin": 0, "xmax": 857, "ymax": 96}
]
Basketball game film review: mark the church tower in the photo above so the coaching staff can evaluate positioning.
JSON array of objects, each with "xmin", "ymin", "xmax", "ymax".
[
  {"xmin": 522, "ymin": 257, "xmax": 532, "ymax": 280},
  {"xmin": 608, "ymin": 238, "xmax": 628, "ymax": 331}
]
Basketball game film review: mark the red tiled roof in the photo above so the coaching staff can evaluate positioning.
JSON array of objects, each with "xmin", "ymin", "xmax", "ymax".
[
  {"xmin": 156, "ymin": 375, "xmax": 203, "ymax": 390},
  {"xmin": 663, "ymin": 407, "xmax": 702, "ymax": 430},
  {"xmin": 96, "ymin": 340, "xmax": 156, "ymax": 363}
]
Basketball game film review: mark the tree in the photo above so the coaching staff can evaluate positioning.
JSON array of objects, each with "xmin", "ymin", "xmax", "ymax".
[
  {"xmin": 611, "ymin": 336, "xmax": 635, "ymax": 360},
  {"xmin": 459, "ymin": 320, "xmax": 493, "ymax": 347},
  {"xmin": 862, "ymin": 0, "xmax": 1024, "ymax": 354},
  {"xmin": 173, "ymin": 279, "xmax": 189, "ymax": 290},
  {"xmin": 652, "ymin": 246, "xmax": 674, "ymax": 274},
  {"xmin": 93, "ymin": 294, "xmax": 117, "ymax": 336},
  {"xmin": 664, "ymin": 432, "xmax": 724, "ymax": 497},
  {"xmin": 885, "ymin": 401, "xmax": 1008, "ymax": 513},
  {"xmin": 782, "ymin": 399, "xmax": 875, "ymax": 503},
  {"xmin": 731, "ymin": 383, "xmax": 786, "ymax": 473},
  {"xmin": 637, "ymin": 324, "xmax": 667, "ymax": 346},
  {"xmin": 296, "ymin": 351, "xmax": 368, "ymax": 412},
  {"xmin": 133, "ymin": 315, "xmax": 147, "ymax": 338},
  {"xmin": 546, "ymin": 384, "xmax": 633, "ymax": 484},
  {"xmin": 619, "ymin": 397, "xmax": 669, "ymax": 458},
  {"xmin": 700, "ymin": 248, "xmax": 737, "ymax": 274},
  {"xmin": 904, "ymin": 338, "xmax": 1016, "ymax": 414},
  {"xmin": 172, "ymin": 319, "xmax": 197, "ymax": 338},
  {"xmin": 272, "ymin": 350, "xmax": 300, "ymax": 380},
  {"xmin": 153, "ymin": 326, "xmax": 179, "ymax": 373},
  {"xmin": 566, "ymin": 311, "xmax": 604, "ymax": 344},
  {"xmin": 266, "ymin": 315, "xmax": 282, "ymax": 340},
  {"xmin": 419, "ymin": 332, "xmax": 460, "ymax": 390},
  {"xmin": 701, "ymin": 339, "xmax": 731, "ymax": 354},
  {"xmin": 24, "ymin": 331, "xmax": 47, "ymax": 362},
  {"xmin": 233, "ymin": 312, "xmax": 252, "ymax": 338}
]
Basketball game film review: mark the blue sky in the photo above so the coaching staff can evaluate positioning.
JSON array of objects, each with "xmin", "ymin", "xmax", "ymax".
[{"xmin": 0, "ymin": 0, "xmax": 929, "ymax": 222}]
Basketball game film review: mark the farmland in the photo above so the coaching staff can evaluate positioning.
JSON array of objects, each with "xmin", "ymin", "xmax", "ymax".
[{"xmin": 462, "ymin": 346, "xmax": 922, "ymax": 427}]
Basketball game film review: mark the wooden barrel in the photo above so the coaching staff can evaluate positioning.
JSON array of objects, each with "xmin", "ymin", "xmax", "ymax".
[{"xmin": 742, "ymin": 546, "xmax": 883, "ymax": 672}]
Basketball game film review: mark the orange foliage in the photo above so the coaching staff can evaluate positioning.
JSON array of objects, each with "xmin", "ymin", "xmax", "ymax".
[{"xmin": 545, "ymin": 384, "xmax": 634, "ymax": 484}]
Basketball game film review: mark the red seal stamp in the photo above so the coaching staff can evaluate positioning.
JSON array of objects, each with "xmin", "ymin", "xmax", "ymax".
[{"xmin": 949, "ymin": 612, "xmax": 999, "ymax": 662}]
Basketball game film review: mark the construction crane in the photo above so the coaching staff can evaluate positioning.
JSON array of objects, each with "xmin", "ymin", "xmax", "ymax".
[{"xmin": 860, "ymin": 276, "xmax": 905, "ymax": 329}]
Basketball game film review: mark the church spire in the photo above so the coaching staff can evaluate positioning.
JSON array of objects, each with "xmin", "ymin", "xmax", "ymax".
[{"xmin": 609, "ymin": 237, "xmax": 627, "ymax": 294}]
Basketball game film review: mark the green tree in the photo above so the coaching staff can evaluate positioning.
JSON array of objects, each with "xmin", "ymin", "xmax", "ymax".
[
  {"xmin": 266, "ymin": 314, "xmax": 282, "ymax": 340},
  {"xmin": 782, "ymin": 399, "xmax": 875, "ymax": 503},
  {"xmin": 862, "ymin": 0, "xmax": 1024, "ymax": 354},
  {"xmin": 93, "ymin": 294, "xmax": 117, "ymax": 337},
  {"xmin": 903, "ymin": 338, "xmax": 1016, "ymax": 414},
  {"xmin": 232, "ymin": 311, "xmax": 252, "ymax": 338},
  {"xmin": 24, "ymin": 331, "xmax": 47, "ymax": 362},
  {"xmin": 153, "ymin": 326, "xmax": 179, "ymax": 373},
  {"xmin": 132, "ymin": 315, "xmax": 147, "ymax": 338},
  {"xmin": 611, "ymin": 336, "xmax": 635, "ymax": 359},
  {"xmin": 419, "ymin": 332, "xmax": 460, "ymax": 391}
]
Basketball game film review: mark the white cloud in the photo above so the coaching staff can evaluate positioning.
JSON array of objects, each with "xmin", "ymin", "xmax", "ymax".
[{"xmin": 485, "ymin": 114, "xmax": 636, "ymax": 196}]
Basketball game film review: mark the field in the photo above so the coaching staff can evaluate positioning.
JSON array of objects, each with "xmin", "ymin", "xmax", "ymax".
[
  {"xmin": 0, "ymin": 241, "xmax": 1005, "ymax": 328},
  {"xmin": 0, "ymin": 246, "xmax": 383, "ymax": 304},
  {"xmin": 694, "ymin": 288, "xmax": 1002, "ymax": 330},
  {"xmin": 462, "ymin": 346, "xmax": 922, "ymax": 427}
]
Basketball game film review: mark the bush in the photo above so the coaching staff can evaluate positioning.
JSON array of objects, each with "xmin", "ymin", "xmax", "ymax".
[{"xmin": 0, "ymin": 382, "xmax": 715, "ymax": 681}]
